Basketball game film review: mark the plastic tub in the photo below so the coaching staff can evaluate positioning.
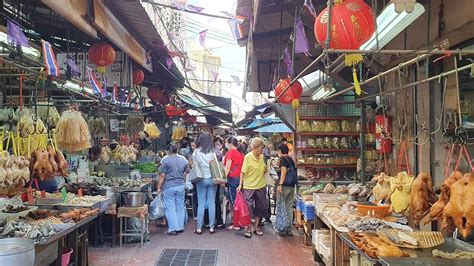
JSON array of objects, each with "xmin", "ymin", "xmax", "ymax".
[
  {"xmin": 356, "ymin": 203, "xmax": 390, "ymax": 218},
  {"xmin": 0, "ymin": 238, "xmax": 35, "ymax": 266},
  {"xmin": 62, "ymin": 248, "xmax": 73, "ymax": 266}
]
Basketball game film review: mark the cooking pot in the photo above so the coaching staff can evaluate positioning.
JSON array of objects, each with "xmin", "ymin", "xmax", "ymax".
[
  {"xmin": 0, "ymin": 238, "xmax": 35, "ymax": 266},
  {"xmin": 124, "ymin": 192, "xmax": 145, "ymax": 207}
]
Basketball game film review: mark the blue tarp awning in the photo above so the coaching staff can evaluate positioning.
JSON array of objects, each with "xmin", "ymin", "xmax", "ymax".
[{"xmin": 254, "ymin": 123, "xmax": 292, "ymax": 133}]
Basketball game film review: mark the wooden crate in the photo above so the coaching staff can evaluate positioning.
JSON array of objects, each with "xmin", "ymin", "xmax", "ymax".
[
  {"xmin": 304, "ymin": 219, "xmax": 315, "ymax": 235},
  {"xmin": 295, "ymin": 209, "xmax": 304, "ymax": 228}
]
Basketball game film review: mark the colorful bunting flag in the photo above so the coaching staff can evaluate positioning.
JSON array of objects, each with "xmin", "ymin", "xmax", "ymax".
[
  {"xmin": 199, "ymin": 30, "xmax": 208, "ymax": 48},
  {"xmin": 282, "ymin": 47, "xmax": 293, "ymax": 75},
  {"xmin": 113, "ymin": 82, "xmax": 118, "ymax": 102},
  {"xmin": 166, "ymin": 57, "xmax": 174, "ymax": 69},
  {"xmin": 86, "ymin": 67, "xmax": 103, "ymax": 94},
  {"xmin": 211, "ymin": 71, "xmax": 218, "ymax": 83},
  {"xmin": 187, "ymin": 4, "xmax": 204, "ymax": 12},
  {"xmin": 228, "ymin": 19, "xmax": 244, "ymax": 40},
  {"xmin": 66, "ymin": 58, "xmax": 80, "ymax": 77},
  {"xmin": 294, "ymin": 17, "xmax": 309, "ymax": 54},
  {"xmin": 238, "ymin": 10, "xmax": 254, "ymax": 24},
  {"xmin": 231, "ymin": 75, "xmax": 241, "ymax": 86},
  {"xmin": 7, "ymin": 19, "xmax": 29, "ymax": 47},
  {"xmin": 41, "ymin": 40, "xmax": 60, "ymax": 77}
]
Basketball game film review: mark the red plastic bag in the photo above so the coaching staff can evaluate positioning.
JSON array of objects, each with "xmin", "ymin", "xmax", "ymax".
[{"xmin": 233, "ymin": 192, "xmax": 251, "ymax": 227}]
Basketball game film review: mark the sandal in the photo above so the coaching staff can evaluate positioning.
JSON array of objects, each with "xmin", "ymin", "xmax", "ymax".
[
  {"xmin": 209, "ymin": 228, "xmax": 216, "ymax": 234},
  {"xmin": 253, "ymin": 230, "xmax": 263, "ymax": 236},
  {"xmin": 193, "ymin": 229, "xmax": 203, "ymax": 235},
  {"xmin": 227, "ymin": 225, "xmax": 241, "ymax": 231},
  {"xmin": 244, "ymin": 232, "xmax": 252, "ymax": 238}
]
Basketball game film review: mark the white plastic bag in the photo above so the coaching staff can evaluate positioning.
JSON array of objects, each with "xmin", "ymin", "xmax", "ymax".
[{"xmin": 149, "ymin": 193, "xmax": 165, "ymax": 220}]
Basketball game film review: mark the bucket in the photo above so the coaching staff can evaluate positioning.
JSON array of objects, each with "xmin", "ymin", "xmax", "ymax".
[
  {"xmin": 0, "ymin": 238, "xmax": 35, "ymax": 266},
  {"xmin": 61, "ymin": 248, "xmax": 73, "ymax": 266}
]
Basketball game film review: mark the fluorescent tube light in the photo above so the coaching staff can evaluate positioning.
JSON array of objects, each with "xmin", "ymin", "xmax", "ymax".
[
  {"xmin": 360, "ymin": 3, "xmax": 425, "ymax": 50},
  {"xmin": 0, "ymin": 31, "xmax": 41, "ymax": 59},
  {"xmin": 311, "ymin": 84, "xmax": 336, "ymax": 101}
]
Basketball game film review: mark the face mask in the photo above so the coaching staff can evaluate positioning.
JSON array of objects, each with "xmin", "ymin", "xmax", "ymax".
[{"xmin": 225, "ymin": 143, "xmax": 230, "ymax": 149}]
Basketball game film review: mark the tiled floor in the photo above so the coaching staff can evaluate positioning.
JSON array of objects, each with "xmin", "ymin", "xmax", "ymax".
[{"xmin": 89, "ymin": 221, "xmax": 315, "ymax": 266}]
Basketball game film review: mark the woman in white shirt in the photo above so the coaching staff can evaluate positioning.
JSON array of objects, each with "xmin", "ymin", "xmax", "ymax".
[{"xmin": 193, "ymin": 132, "xmax": 217, "ymax": 234}]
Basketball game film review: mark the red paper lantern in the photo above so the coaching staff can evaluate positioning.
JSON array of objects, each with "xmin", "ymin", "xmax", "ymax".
[
  {"xmin": 133, "ymin": 68, "xmax": 145, "ymax": 85},
  {"xmin": 184, "ymin": 113, "xmax": 197, "ymax": 124},
  {"xmin": 88, "ymin": 43, "xmax": 116, "ymax": 74},
  {"xmin": 165, "ymin": 105, "xmax": 180, "ymax": 117},
  {"xmin": 147, "ymin": 87, "xmax": 170, "ymax": 105},
  {"xmin": 314, "ymin": 0, "xmax": 375, "ymax": 50},
  {"xmin": 275, "ymin": 78, "xmax": 303, "ymax": 108}
]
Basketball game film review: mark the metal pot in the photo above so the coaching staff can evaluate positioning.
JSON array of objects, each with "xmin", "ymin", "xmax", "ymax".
[
  {"xmin": 124, "ymin": 192, "xmax": 145, "ymax": 207},
  {"xmin": 0, "ymin": 238, "xmax": 35, "ymax": 266}
]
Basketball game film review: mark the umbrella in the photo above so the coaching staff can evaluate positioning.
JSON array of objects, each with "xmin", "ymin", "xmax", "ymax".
[{"xmin": 254, "ymin": 123, "xmax": 292, "ymax": 133}]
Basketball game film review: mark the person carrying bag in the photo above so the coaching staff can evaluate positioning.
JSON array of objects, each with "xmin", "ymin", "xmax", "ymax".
[{"xmin": 276, "ymin": 144, "xmax": 297, "ymax": 236}]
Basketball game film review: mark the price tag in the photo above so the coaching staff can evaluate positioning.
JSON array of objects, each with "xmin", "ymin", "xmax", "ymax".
[
  {"xmin": 27, "ymin": 187, "xmax": 34, "ymax": 205},
  {"xmin": 78, "ymin": 188, "xmax": 83, "ymax": 197},
  {"xmin": 40, "ymin": 190, "xmax": 46, "ymax": 198},
  {"xmin": 61, "ymin": 187, "xmax": 68, "ymax": 203}
]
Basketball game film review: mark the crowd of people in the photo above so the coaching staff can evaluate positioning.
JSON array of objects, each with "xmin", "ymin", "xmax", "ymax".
[{"xmin": 156, "ymin": 131, "xmax": 296, "ymax": 238}]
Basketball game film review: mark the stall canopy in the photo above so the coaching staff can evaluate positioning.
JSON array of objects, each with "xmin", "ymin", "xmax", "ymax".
[
  {"xmin": 254, "ymin": 123, "xmax": 292, "ymax": 133},
  {"xmin": 177, "ymin": 92, "xmax": 233, "ymax": 125},
  {"xmin": 243, "ymin": 116, "xmax": 282, "ymax": 129}
]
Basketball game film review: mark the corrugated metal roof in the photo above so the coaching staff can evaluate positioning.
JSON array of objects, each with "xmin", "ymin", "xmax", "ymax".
[{"xmin": 105, "ymin": 0, "xmax": 163, "ymax": 49}]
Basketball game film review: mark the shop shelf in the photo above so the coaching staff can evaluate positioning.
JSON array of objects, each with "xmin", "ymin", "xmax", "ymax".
[
  {"xmin": 297, "ymin": 164, "xmax": 357, "ymax": 168},
  {"xmin": 296, "ymin": 148, "xmax": 359, "ymax": 152},
  {"xmin": 299, "ymin": 116, "xmax": 360, "ymax": 120},
  {"xmin": 296, "ymin": 132, "xmax": 360, "ymax": 137}
]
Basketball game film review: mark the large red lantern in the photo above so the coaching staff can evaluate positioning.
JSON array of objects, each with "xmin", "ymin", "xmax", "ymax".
[
  {"xmin": 314, "ymin": 0, "xmax": 375, "ymax": 50},
  {"xmin": 133, "ymin": 68, "xmax": 145, "ymax": 85},
  {"xmin": 88, "ymin": 43, "xmax": 116, "ymax": 74},
  {"xmin": 147, "ymin": 86, "xmax": 170, "ymax": 105},
  {"xmin": 314, "ymin": 0, "xmax": 375, "ymax": 95},
  {"xmin": 275, "ymin": 78, "xmax": 303, "ymax": 109},
  {"xmin": 165, "ymin": 105, "xmax": 180, "ymax": 117}
]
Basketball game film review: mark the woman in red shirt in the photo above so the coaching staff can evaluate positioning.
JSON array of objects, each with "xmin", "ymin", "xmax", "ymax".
[{"xmin": 224, "ymin": 136, "xmax": 245, "ymax": 230}]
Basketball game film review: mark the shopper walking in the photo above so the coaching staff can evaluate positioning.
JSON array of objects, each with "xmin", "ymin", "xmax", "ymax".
[
  {"xmin": 237, "ymin": 137, "xmax": 267, "ymax": 238},
  {"xmin": 193, "ymin": 132, "xmax": 218, "ymax": 235},
  {"xmin": 213, "ymin": 136, "xmax": 225, "ymax": 228},
  {"xmin": 157, "ymin": 143, "xmax": 188, "ymax": 235},
  {"xmin": 276, "ymin": 144, "xmax": 297, "ymax": 236},
  {"xmin": 224, "ymin": 136, "xmax": 245, "ymax": 230}
]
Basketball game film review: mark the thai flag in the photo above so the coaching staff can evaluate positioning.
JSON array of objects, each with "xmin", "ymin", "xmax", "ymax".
[
  {"xmin": 86, "ymin": 67, "xmax": 103, "ymax": 94},
  {"xmin": 228, "ymin": 19, "xmax": 244, "ymax": 40},
  {"xmin": 41, "ymin": 40, "xmax": 59, "ymax": 77}
]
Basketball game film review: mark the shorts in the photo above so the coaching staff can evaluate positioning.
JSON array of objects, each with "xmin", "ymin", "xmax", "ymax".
[{"xmin": 243, "ymin": 187, "xmax": 267, "ymax": 218}]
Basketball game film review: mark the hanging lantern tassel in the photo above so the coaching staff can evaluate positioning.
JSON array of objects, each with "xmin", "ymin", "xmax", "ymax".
[
  {"xmin": 291, "ymin": 98, "xmax": 299, "ymax": 109},
  {"xmin": 352, "ymin": 67, "xmax": 362, "ymax": 96},
  {"xmin": 345, "ymin": 54, "xmax": 363, "ymax": 96},
  {"xmin": 97, "ymin": 66, "xmax": 106, "ymax": 75}
]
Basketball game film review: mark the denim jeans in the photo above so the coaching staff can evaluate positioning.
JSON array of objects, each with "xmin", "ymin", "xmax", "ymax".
[
  {"xmin": 163, "ymin": 185, "xmax": 186, "ymax": 233},
  {"xmin": 196, "ymin": 178, "xmax": 217, "ymax": 229},
  {"xmin": 227, "ymin": 177, "xmax": 240, "ymax": 206}
]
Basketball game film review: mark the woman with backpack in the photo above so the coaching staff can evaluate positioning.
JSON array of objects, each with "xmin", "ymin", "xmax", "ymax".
[{"xmin": 276, "ymin": 143, "xmax": 297, "ymax": 236}]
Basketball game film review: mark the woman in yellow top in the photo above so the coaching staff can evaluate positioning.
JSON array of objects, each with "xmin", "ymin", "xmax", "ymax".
[{"xmin": 237, "ymin": 137, "xmax": 267, "ymax": 238}]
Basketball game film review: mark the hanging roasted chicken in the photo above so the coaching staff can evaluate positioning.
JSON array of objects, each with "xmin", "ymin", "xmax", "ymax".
[
  {"xmin": 443, "ymin": 173, "xmax": 474, "ymax": 239},
  {"xmin": 372, "ymin": 172, "xmax": 393, "ymax": 202},
  {"xmin": 409, "ymin": 172, "xmax": 437, "ymax": 227},
  {"xmin": 390, "ymin": 171, "xmax": 414, "ymax": 214},
  {"xmin": 426, "ymin": 171, "xmax": 463, "ymax": 224}
]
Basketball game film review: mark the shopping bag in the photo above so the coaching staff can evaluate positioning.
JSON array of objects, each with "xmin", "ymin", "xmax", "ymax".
[
  {"xmin": 187, "ymin": 160, "xmax": 203, "ymax": 183},
  {"xmin": 210, "ymin": 153, "xmax": 227, "ymax": 185},
  {"xmin": 149, "ymin": 193, "xmax": 165, "ymax": 220},
  {"xmin": 274, "ymin": 198, "xmax": 290, "ymax": 233},
  {"xmin": 232, "ymin": 192, "xmax": 251, "ymax": 227}
]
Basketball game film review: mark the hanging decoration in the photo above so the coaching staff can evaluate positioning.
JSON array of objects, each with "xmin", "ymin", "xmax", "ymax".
[
  {"xmin": 86, "ymin": 67, "xmax": 103, "ymax": 94},
  {"xmin": 147, "ymin": 86, "xmax": 170, "ymax": 106},
  {"xmin": 41, "ymin": 41, "xmax": 60, "ymax": 77},
  {"xmin": 132, "ymin": 68, "xmax": 145, "ymax": 85},
  {"xmin": 199, "ymin": 30, "xmax": 208, "ymax": 48},
  {"xmin": 87, "ymin": 43, "xmax": 116, "ymax": 75},
  {"xmin": 7, "ymin": 19, "xmax": 29, "ymax": 47},
  {"xmin": 314, "ymin": 0, "xmax": 375, "ymax": 95},
  {"xmin": 165, "ymin": 105, "xmax": 180, "ymax": 117},
  {"xmin": 275, "ymin": 78, "xmax": 303, "ymax": 109}
]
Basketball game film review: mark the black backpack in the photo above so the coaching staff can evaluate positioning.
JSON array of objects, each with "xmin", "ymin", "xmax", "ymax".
[{"xmin": 282, "ymin": 156, "xmax": 298, "ymax": 186}]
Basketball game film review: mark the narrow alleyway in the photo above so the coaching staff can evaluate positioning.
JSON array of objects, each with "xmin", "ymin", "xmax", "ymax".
[{"xmin": 89, "ymin": 221, "xmax": 314, "ymax": 266}]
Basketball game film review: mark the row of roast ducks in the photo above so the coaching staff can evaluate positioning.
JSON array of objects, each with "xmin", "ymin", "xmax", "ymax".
[
  {"xmin": 0, "ymin": 146, "xmax": 68, "ymax": 188},
  {"xmin": 373, "ymin": 171, "xmax": 474, "ymax": 239}
]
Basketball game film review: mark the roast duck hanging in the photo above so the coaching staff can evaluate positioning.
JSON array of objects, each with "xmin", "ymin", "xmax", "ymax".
[
  {"xmin": 30, "ymin": 146, "xmax": 69, "ymax": 181},
  {"xmin": 409, "ymin": 172, "xmax": 437, "ymax": 227}
]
